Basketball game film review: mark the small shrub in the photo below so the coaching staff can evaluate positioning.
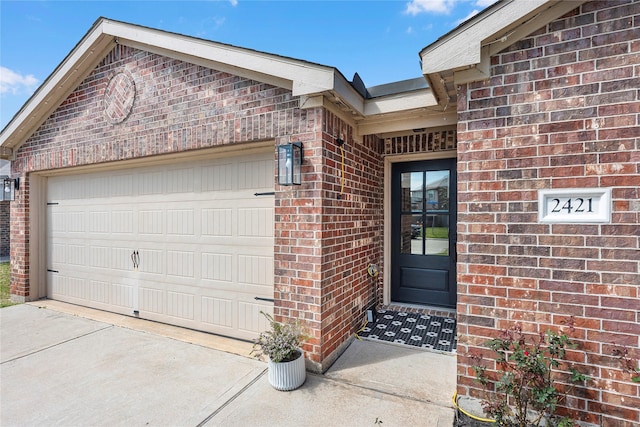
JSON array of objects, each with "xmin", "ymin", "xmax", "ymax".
[
  {"xmin": 470, "ymin": 323, "xmax": 589, "ymax": 427},
  {"xmin": 251, "ymin": 311, "xmax": 307, "ymax": 363}
]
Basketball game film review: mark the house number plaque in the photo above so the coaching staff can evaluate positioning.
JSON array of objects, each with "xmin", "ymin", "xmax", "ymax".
[{"xmin": 538, "ymin": 188, "xmax": 611, "ymax": 223}]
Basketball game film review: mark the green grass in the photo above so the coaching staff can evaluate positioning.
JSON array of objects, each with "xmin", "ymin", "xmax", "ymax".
[
  {"xmin": 0, "ymin": 262, "xmax": 16, "ymax": 308},
  {"xmin": 423, "ymin": 227, "xmax": 448, "ymax": 239}
]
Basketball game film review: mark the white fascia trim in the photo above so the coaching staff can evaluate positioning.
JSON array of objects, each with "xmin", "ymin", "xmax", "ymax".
[
  {"xmin": 364, "ymin": 89, "xmax": 437, "ymax": 116},
  {"xmin": 420, "ymin": 0, "xmax": 551, "ymax": 74},
  {"xmin": 101, "ymin": 20, "xmax": 337, "ymax": 97},
  {"xmin": 332, "ymin": 74, "xmax": 365, "ymax": 116}
]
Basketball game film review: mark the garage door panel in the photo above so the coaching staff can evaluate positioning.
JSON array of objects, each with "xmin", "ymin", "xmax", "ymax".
[
  {"xmin": 202, "ymin": 253, "xmax": 233, "ymax": 282},
  {"xmin": 88, "ymin": 279, "xmax": 110, "ymax": 304},
  {"xmin": 89, "ymin": 246, "xmax": 111, "ymax": 269},
  {"xmin": 111, "ymin": 210, "xmax": 135, "ymax": 234},
  {"xmin": 201, "ymin": 209, "xmax": 233, "ymax": 236},
  {"xmin": 238, "ymin": 208, "xmax": 274, "ymax": 237},
  {"xmin": 166, "ymin": 209, "xmax": 195, "ymax": 236},
  {"xmin": 238, "ymin": 255, "xmax": 273, "ymax": 286},
  {"xmin": 138, "ymin": 171, "xmax": 165, "ymax": 195},
  {"xmin": 201, "ymin": 297, "xmax": 234, "ymax": 327},
  {"xmin": 89, "ymin": 211, "xmax": 111, "ymax": 233},
  {"xmin": 110, "ymin": 282, "xmax": 134, "ymax": 309},
  {"xmin": 166, "ymin": 250, "xmax": 195, "ymax": 278},
  {"xmin": 167, "ymin": 291, "xmax": 195, "ymax": 320},
  {"xmin": 140, "ymin": 287, "xmax": 165, "ymax": 314},
  {"xmin": 51, "ymin": 274, "xmax": 87, "ymax": 300},
  {"xmin": 238, "ymin": 159, "xmax": 273, "ymax": 189},
  {"xmin": 166, "ymin": 168, "xmax": 195, "ymax": 193},
  {"xmin": 238, "ymin": 301, "xmax": 273, "ymax": 333},
  {"xmin": 138, "ymin": 249, "xmax": 164, "ymax": 274},
  {"xmin": 47, "ymin": 151, "xmax": 275, "ymax": 342},
  {"xmin": 201, "ymin": 163, "xmax": 233, "ymax": 191},
  {"xmin": 138, "ymin": 210, "xmax": 164, "ymax": 235}
]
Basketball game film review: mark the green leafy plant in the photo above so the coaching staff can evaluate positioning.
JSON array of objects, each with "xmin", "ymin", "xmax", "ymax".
[
  {"xmin": 251, "ymin": 311, "xmax": 307, "ymax": 363},
  {"xmin": 470, "ymin": 323, "xmax": 589, "ymax": 427}
]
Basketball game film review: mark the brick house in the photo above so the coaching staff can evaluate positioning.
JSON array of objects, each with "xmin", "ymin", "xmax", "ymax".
[{"xmin": 1, "ymin": 1, "xmax": 638, "ymax": 425}]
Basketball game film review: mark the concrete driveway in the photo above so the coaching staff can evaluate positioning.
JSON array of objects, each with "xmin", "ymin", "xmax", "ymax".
[{"xmin": 1, "ymin": 303, "xmax": 456, "ymax": 427}]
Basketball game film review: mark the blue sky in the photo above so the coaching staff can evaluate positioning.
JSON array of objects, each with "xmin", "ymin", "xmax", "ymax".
[{"xmin": 0, "ymin": 0, "xmax": 496, "ymax": 129}]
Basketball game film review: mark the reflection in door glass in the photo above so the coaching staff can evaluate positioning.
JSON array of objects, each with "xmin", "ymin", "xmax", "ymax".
[
  {"xmin": 424, "ymin": 214, "xmax": 449, "ymax": 255},
  {"xmin": 400, "ymin": 214, "xmax": 422, "ymax": 255},
  {"xmin": 399, "ymin": 170, "xmax": 450, "ymax": 256},
  {"xmin": 425, "ymin": 170, "xmax": 449, "ymax": 211},
  {"xmin": 401, "ymin": 172, "xmax": 423, "ymax": 211}
]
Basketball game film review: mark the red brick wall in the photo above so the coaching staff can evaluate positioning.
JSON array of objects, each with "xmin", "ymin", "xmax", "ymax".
[
  {"xmin": 0, "ymin": 201, "xmax": 9, "ymax": 258},
  {"xmin": 456, "ymin": 1, "xmax": 639, "ymax": 425},
  {"xmin": 274, "ymin": 110, "xmax": 384, "ymax": 371},
  {"xmin": 9, "ymin": 176, "xmax": 29, "ymax": 300},
  {"xmin": 14, "ymin": 45, "xmax": 302, "ymax": 175}
]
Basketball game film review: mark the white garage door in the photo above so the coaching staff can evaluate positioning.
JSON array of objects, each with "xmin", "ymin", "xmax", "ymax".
[{"xmin": 46, "ymin": 151, "xmax": 274, "ymax": 340}]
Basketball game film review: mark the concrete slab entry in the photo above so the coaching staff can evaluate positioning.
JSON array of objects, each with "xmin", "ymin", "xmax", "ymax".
[
  {"xmin": 0, "ymin": 305, "xmax": 266, "ymax": 427},
  {"xmin": 207, "ymin": 372, "xmax": 456, "ymax": 427},
  {"xmin": 324, "ymin": 339, "xmax": 457, "ymax": 407},
  {"xmin": 0, "ymin": 304, "xmax": 110, "ymax": 363}
]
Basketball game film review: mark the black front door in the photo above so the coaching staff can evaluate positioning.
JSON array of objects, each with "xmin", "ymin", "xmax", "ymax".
[{"xmin": 391, "ymin": 158, "xmax": 457, "ymax": 308}]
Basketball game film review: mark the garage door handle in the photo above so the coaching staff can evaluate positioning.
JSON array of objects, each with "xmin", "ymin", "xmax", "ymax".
[
  {"xmin": 254, "ymin": 192, "xmax": 275, "ymax": 196},
  {"xmin": 254, "ymin": 297, "xmax": 274, "ymax": 302},
  {"xmin": 131, "ymin": 250, "xmax": 140, "ymax": 270}
]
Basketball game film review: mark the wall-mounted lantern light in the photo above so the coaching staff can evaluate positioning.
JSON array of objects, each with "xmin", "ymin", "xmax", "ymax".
[
  {"xmin": 277, "ymin": 142, "xmax": 303, "ymax": 186},
  {"xmin": 1, "ymin": 176, "xmax": 18, "ymax": 201}
]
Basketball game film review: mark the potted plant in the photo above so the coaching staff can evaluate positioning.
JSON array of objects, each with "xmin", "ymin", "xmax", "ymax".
[
  {"xmin": 251, "ymin": 311, "xmax": 308, "ymax": 391},
  {"xmin": 469, "ymin": 322, "xmax": 590, "ymax": 427}
]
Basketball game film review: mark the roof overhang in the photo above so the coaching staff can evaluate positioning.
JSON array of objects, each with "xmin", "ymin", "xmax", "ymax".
[
  {"xmin": 420, "ymin": 0, "xmax": 587, "ymax": 105},
  {"xmin": 3, "ymin": 18, "xmax": 440, "ymax": 158}
]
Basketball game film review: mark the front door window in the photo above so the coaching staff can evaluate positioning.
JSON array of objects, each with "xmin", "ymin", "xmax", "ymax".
[{"xmin": 399, "ymin": 170, "xmax": 450, "ymax": 256}]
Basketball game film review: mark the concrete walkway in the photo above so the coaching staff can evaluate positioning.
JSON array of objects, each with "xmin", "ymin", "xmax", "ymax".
[{"xmin": 1, "ymin": 302, "xmax": 456, "ymax": 427}]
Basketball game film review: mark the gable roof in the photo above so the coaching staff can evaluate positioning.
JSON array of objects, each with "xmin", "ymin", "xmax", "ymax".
[
  {"xmin": 2, "ymin": 17, "xmax": 443, "ymax": 158},
  {"xmin": 420, "ymin": 0, "xmax": 587, "ymax": 106}
]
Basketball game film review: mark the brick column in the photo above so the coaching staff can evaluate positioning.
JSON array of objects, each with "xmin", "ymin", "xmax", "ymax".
[
  {"xmin": 274, "ymin": 107, "xmax": 384, "ymax": 372},
  {"xmin": 10, "ymin": 174, "xmax": 29, "ymax": 302}
]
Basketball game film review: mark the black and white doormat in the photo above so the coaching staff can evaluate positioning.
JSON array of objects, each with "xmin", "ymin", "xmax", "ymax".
[{"xmin": 358, "ymin": 309, "xmax": 457, "ymax": 353}]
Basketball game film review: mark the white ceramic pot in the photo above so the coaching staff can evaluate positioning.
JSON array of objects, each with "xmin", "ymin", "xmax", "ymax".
[{"xmin": 267, "ymin": 350, "xmax": 306, "ymax": 391}]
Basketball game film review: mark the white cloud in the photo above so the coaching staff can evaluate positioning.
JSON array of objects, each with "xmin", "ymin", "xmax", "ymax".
[
  {"xmin": 0, "ymin": 66, "xmax": 39, "ymax": 95},
  {"xmin": 405, "ymin": 0, "xmax": 457, "ymax": 15},
  {"xmin": 229, "ymin": 0, "xmax": 238, "ymax": 5},
  {"xmin": 406, "ymin": 26, "xmax": 414, "ymax": 34},
  {"xmin": 455, "ymin": 9, "xmax": 480, "ymax": 25},
  {"xmin": 196, "ymin": 16, "xmax": 227, "ymax": 37}
]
